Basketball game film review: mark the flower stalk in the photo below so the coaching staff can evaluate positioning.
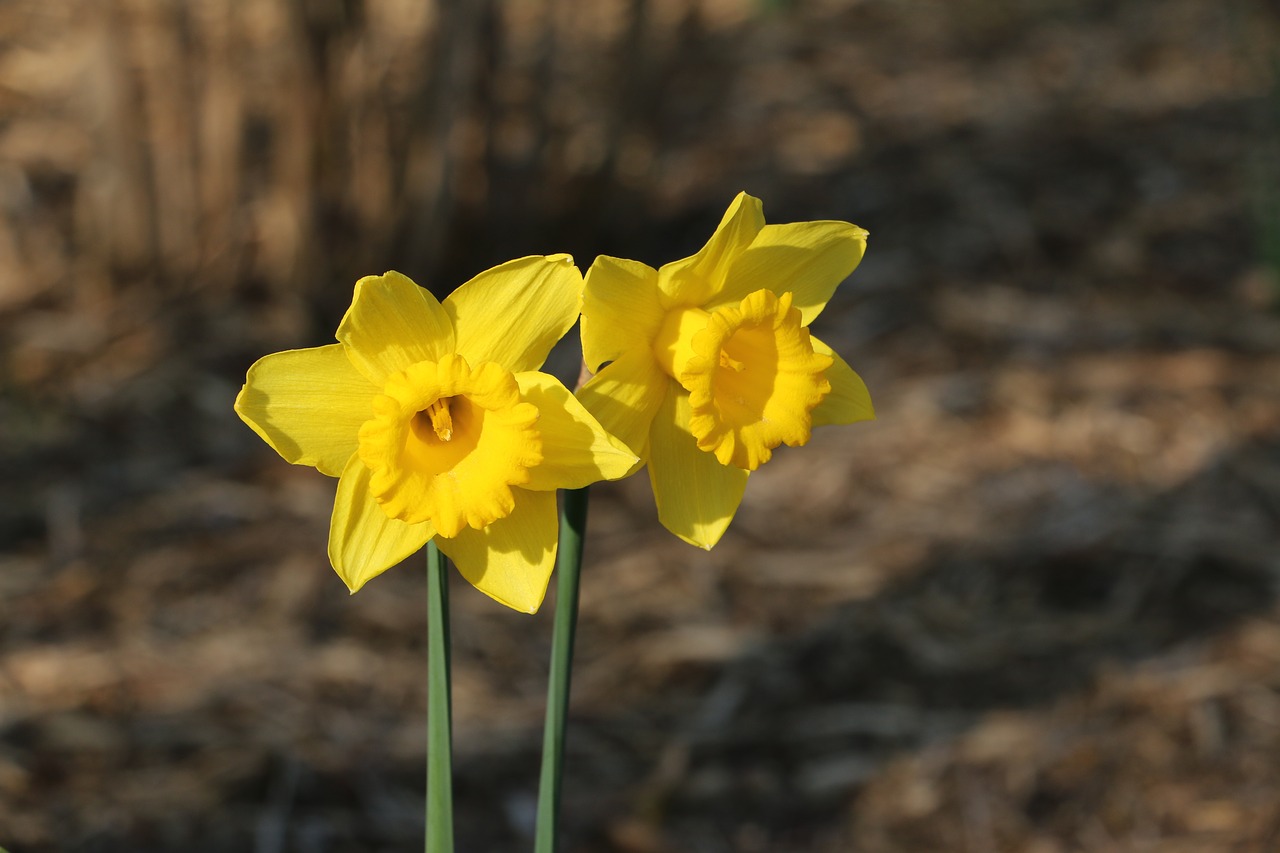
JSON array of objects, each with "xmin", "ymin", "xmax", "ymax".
[
  {"xmin": 534, "ymin": 486, "xmax": 590, "ymax": 853},
  {"xmin": 426, "ymin": 540, "xmax": 454, "ymax": 853}
]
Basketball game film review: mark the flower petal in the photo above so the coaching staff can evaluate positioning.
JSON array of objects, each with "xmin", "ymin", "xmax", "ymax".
[
  {"xmin": 810, "ymin": 335, "xmax": 875, "ymax": 427},
  {"xmin": 436, "ymin": 487, "xmax": 556, "ymax": 614},
  {"xmin": 581, "ymin": 255, "xmax": 664, "ymax": 372},
  {"xmin": 336, "ymin": 271, "xmax": 456, "ymax": 383},
  {"xmin": 575, "ymin": 349, "xmax": 671, "ymax": 464},
  {"xmin": 329, "ymin": 454, "xmax": 434, "ymax": 593},
  {"xmin": 648, "ymin": 388, "xmax": 748, "ymax": 549},
  {"xmin": 713, "ymin": 221, "xmax": 868, "ymax": 325},
  {"xmin": 234, "ymin": 344, "xmax": 377, "ymax": 477},
  {"xmin": 445, "ymin": 255, "xmax": 582, "ymax": 373},
  {"xmin": 657, "ymin": 192, "xmax": 764, "ymax": 307},
  {"xmin": 515, "ymin": 372, "xmax": 638, "ymax": 490}
]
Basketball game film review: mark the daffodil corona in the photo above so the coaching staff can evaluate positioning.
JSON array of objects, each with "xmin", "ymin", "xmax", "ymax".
[
  {"xmin": 235, "ymin": 256, "xmax": 636, "ymax": 612},
  {"xmin": 578, "ymin": 193, "xmax": 874, "ymax": 548}
]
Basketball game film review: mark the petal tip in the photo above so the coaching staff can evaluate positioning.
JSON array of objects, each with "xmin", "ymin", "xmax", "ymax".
[
  {"xmin": 336, "ymin": 565, "xmax": 366, "ymax": 594},
  {"xmin": 665, "ymin": 523, "xmax": 725, "ymax": 551},
  {"xmin": 679, "ymin": 531, "xmax": 718, "ymax": 551}
]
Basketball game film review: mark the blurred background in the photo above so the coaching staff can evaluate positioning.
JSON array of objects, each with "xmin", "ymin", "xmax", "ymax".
[{"xmin": 2, "ymin": 0, "xmax": 1280, "ymax": 850}]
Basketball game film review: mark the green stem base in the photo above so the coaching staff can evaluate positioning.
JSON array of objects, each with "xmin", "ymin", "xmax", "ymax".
[
  {"xmin": 534, "ymin": 486, "xmax": 590, "ymax": 853},
  {"xmin": 426, "ymin": 540, "xmax": 454, "ymax": 853}
]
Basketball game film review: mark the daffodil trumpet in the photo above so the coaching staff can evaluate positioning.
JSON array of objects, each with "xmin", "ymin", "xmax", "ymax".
[{"xmin": 578, "ymin": 192, "xmax": 875, "ymax": 548}]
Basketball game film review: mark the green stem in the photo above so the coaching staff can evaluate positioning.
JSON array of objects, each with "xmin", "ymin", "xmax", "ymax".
[
  {"xmin": 426, "ymin": 540, "xmax": 454, "ymax": 853},
  {"xmin": 534, "ymin": 487, "xmax": 591, "ymax": 853}
]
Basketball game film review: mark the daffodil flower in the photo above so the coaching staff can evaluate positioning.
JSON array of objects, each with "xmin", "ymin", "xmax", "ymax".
[
  {"xmin": 577, "ymin": 193, "xmax": 874, "ymax": 549},
  {"xmin": 235, "ymin": 256, "xmax": 637, "ymax": 613}
]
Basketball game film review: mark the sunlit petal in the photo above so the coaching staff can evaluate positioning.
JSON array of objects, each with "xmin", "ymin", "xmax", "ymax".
[
  {"xmin": 329, "ymin": 454, "xmax": 434, "ymax": 593},
  {"xmin": 810, "ymin": 335, "xmax": 875, "ymax": 427},
  {"xmin": 647, "ymin": 388, "xmax": 748, "ymax": 549},
  {"xmin": 436, "ymin": 488, "xmax": 557, "ymax": 614},
  {"xmin": 581, "ymin": 255, "xmax": 664, "ymax": 372},
  {"xmin": 515, "ymin": 372, "xmax": 637, "ymax": 489},
  {"xmin": 234, "ymin": 344, "xmax": 376, "ymax": 477},
  {"xmin": 445, "ymin": 255, "xmax": 582, "ymax": 373},
  {"xmin": 657, "ymin": 192, "xmax": 764, "ymax": 307},
  {"xmin": 576, "ymin": 349, "xmax": 672, "ymax": 464},
  {"xmin": 336, "ymin": 271, "xmax": 456, "ymax": 383},
  {"xmin": 713, "ymin": 221, "xmax": 868, "ymax": 325}
]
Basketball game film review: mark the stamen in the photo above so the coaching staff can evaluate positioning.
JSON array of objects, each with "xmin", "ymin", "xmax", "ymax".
[
  {"xmin": 719, "ymin": 351, "xmax": 745, "ymax": 372},
  {"xmin": 426, "ymin": 398, "xmax": 453, "ymax": 441}
]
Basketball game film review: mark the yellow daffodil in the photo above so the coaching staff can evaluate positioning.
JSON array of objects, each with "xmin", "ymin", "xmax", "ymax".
[
  {"xmin": 235, "ymin": 256, "xmax": 637, "ymax": 613},
  {"xmin": 577, "ymin": 193, "xmax": 874, "ymax": 549}
]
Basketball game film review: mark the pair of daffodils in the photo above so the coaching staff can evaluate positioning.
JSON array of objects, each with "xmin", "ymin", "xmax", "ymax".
[{"xmin": 236, "ymin": 193, "xmax": 874, "ymax": 614}]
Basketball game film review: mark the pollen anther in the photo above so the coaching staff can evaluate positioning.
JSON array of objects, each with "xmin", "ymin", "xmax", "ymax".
[
  {"xmin": 719, "ymin": 352, "xmax": 746, "ymax": 372},
  {"xmin": 425, "ymin": 397, "xmax": 454, "ymax": 441}
]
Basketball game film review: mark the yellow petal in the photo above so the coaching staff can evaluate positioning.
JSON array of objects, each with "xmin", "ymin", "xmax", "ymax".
[
  {"xmin": 581, "ymin": 255, "xmax": 664, "ymax": 372},
  {"xmin": 329, "ymin": 454, "xmax": 434, "ymax": 593},
  {"xmin": 515, "ymin": 372, "xmax": 638, "ymax": 489},
  {"xmin": 648, "ymin": 388, "xmax": 748, "ymax": 549},
  {"xmin": 713, "ymin": 221, "xmax": 868, "ymax": 325},
  {"xmin": 575, "ymin": 350, "xmax": 671, "ymax": 465},
  {"xmin": 235, "ymin": 344, "xmax": 377, "ymax": 477},
  {"xmin": 445, "ymin": 255, "xmax": 582, "ymax": 373},
  {"xmin": 810, "ymin": 335, "xmax": 875, "ymax": 427},
  {"xmin": 436, "ymin": 487, "xmax": 556, "ymax": 614},
  {"xmin": 657, "ymin": 192, "xmax": 764, "ymax": 308},
  {"xmin": 336, "ymin": 271, "xmax": 456, "ymax": 383}
]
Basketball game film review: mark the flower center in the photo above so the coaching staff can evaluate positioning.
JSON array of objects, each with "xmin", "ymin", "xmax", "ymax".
[
  {"xmin": 676, "ymin": 289, "xmax": 832, "ymax": 471},
  {"xmin": 420, "ymin": 397, "xmax": 454, "ymax": 441},
  {"xmin": 358, "ymin": 354, "xmax": 542, "ymax": 537}
]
